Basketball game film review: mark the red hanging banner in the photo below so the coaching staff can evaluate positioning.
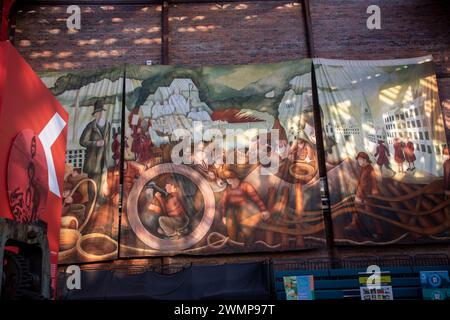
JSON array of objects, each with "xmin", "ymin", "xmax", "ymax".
[{"xmin": 0, "ymin": 41, "xmax": 68, "ymax": 297}]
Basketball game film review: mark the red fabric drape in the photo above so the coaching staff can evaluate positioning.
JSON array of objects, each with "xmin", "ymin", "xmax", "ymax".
[
  {"xmin": 1, "ymin": 0, "xmax": 16, "ymax": 41},
  {"xmin": 0, "ymin": 41, "xmax": 68, "ymax": 298}
]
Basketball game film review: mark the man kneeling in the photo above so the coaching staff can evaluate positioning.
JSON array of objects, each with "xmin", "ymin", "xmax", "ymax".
[{"xmin": 148, "ymin": 178, "xmax": 189, "ymax": 238}]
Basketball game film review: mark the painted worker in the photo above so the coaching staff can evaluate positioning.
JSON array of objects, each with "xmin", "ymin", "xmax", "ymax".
[
  {"xmin": 272, "ymin": 119, "xmax": 289, "ymax": 160},
  {"xmin": 374, "ymin": 139, "xmax": 392, "ymax": 173},
  {"xmin": 62, "ymin": 183, "xmax": 75, "ymax": 216},
  {"xmin": 404, "ymin": 137, "xmax": 416, "ymax": 171},
  {"xmin": 64, "ymin": 163, "xmax": 89, "ymax": 205},
  {"xmin": 131, "ymin": 126, "xmax": 144, "ymax": 161},
  {"xmin": 26, "ymin": 136, "xmax": 41, "ymax": 221},
  {"xmin": 169, "ymin": 87, "xmax": 189, "ymax": 115},
  {"xmin": 161, "ymin": 99, "xmax": 175, "ymax": 116},
  {"xmin": 79, "ymin": 100, "xmax": 110, "ymax": 193},
  {"xmin": 151, "ymin": 100, "xmax": 164, "ymax": 119},
  {"xmin": 188, "ymin": 107, "xmax": 212, "ymax": 121},
  {"xmin": 111, "ymin": 132, "xmax": 121, "ymax": 170},
  {"xmin": 220, "ymin": 169, "xmax": 270, "ymax": 243},
  {"xmin": 25, "ymin": 162, "xmax": 40, "ymax": 221},
  {"xmin": 148, "ymin": 178, "xmax": 189, "ymax": 237},
  {"xmin": 287, "ymin": 132, "xmax": 316, "ymax": 164},
  {"xmin": 207, "ymin": 150, "xmax": 226, "ymax": 181},
  {"xmin": 354, "ymin": 152, "xmax": 379, "ymax": 205},
  {"xmin": 128, "ymin": 107, "xmax": 142, "ymax": 134},
  {"xmin": 346, "ymin": 152, "xmax": 382, "ymax": 237},
  {"xmin": 393, "ymin": 137, "xmax": 405, "ymax": 173},
  {"xmin": 137, "ymin": 130, "xmax": 154, "ymax": 164}
]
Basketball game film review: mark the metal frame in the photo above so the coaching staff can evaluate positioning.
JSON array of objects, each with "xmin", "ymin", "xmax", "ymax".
[{"xmin": 0, "ymin": 217, "xmax": 52, "ymax": 299}]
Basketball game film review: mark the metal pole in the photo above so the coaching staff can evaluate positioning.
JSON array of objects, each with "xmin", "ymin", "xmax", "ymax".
[
  {"xmin": 311, "ymin": 63, "xmax": 336, "ymax": 264},
  {"xmin": 161, "ymin": 0, "xmax": 169, "ymax": 65}
]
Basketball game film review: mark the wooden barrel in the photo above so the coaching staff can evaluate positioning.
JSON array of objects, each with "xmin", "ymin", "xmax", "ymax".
[
  {"xmin": 289, "ymin": 160, "xmax": 317, "ymax": 184},
  {"xmin": 61, "ymin": 216, "xmax": 79, "ymax": 230},
  {"xmin": 58, "ymin": 229, "xmax": 81, "ymax": 262},
  {"xmin": 67, "ymin": 203, "xmax": 86, "ymax": 230},
  {"xmin": 77, "ymin": 233, "xmax": 118, "ymax": 262}
]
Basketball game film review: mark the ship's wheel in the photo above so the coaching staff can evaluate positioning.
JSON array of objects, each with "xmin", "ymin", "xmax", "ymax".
[{"xmin": 127, "ymin": 163, "xmax": 216, "ymax": 251}]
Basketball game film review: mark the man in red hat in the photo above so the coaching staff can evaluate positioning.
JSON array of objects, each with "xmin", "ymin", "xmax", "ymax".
[
  {"xmin": 346, "ymin": 151, "xmax": 382, "ymax": 237},
  {"xmin": 374, "ymin": 139, "xmax": 392, "ymax": 173},
  {"xmin": 393, "ymin": 137, "xmax": 405, "ymax": 173},
  {"xmin": 354, "ymin": 152, "xmax": 379, "ymax": 203}
]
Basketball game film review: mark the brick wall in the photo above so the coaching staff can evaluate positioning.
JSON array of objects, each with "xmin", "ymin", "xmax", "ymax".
[
  {"xmin": 14, "ymin": 4, "xmax": 162, "ymax": 70},
  {"xmin": 11, "ymin": 1, "xmax": 450, "ymax": 266},
  {"xmin": 309, "ymin": 0, "xmax": 449, "ymax": 75},
  {"xmin": 308, "ymin": 0, "xmax": 450, "ymax": 102},
  {"xmin": 14, "ymin": 1, "xmax": 307, "ymax": 70},
  {"xmin": 13, "ymin": 1, "xmax": 449, "ymax": 100},
  {"xmin": 168, "ymin": 1, "xmax": 307, "ymax": 66}
]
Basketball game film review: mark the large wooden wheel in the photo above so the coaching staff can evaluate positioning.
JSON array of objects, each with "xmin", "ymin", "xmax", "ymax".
[
  {"xmin": 289, "ymin": 160, "xmax": 317, "ymax": 184},
  {"xmin": 127, "ymin": 163, "xmax": 216, "ymax": 251}
]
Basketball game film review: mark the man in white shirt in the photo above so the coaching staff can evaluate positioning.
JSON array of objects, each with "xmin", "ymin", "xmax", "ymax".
[
  {"xmin": 162, "ymin": 99, "xmax": 175, "ymax": 116},
  {"xmin": 140, "ymin": 101, "xmax": 153, "ymax": 120},
  {"xmin": 188, "ymin": 107, "xmax": 212, "ymax": 121},
  {"xmin": 169, "ymin": 88, "xmax": 189, "ymax": 115},
  {"xmin": 152, "ymin": 100, "xmax": 164, "ymax": 119}
]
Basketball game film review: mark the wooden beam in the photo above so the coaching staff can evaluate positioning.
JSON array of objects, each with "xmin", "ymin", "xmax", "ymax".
[{"xmin": 161, "ymin": 0, "xmax": 169, "ymax": 65}]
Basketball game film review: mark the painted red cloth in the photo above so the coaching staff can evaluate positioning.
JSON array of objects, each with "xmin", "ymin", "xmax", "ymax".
[
  {"xmin": 155, "ymin": 191, "xmax": 186, "ymax": 217},
  {"xmin": 111, "ymin": 137, "xmax": 121, "ymax": 161},
  {"xmin": 404, "ymin": 141, "xmax": 416, "ymax": 162},
  {"xmin": 374, "ymin": 143, "xmax": 390, "ymax": 166},
  {"xmin": 355, "ymin": 164, "xmax": 379, "ymax": 200},
  {"xmin": 1, "ymin": 0, "xmax": 15, "ymax": 41},
  {"xmin": 393, "ymin": 142, "xmax": 405, "ymax": 163},
  {"xmin": 0, "ymin": 42, "xmax": 68, "ymax": 298},
  {"xmin": 137, "ymin": 134, "xmax": 153, "ymax": 163},
  {"xmin": 123, "ymin": 161, "xmax": 144, "ymax": 195},
  {"xmin": 220, "ymin": 182, "xmax": 267, "ymax": 218},
  {"xmin": 128, "ymin": 108, "xmax": 142, "ymax": 136},
  {"xmin": 131, "ymin": 131, "xmax": 143, "ymax": 155},
  {"xmin": 288, "ymin": 141, "xmax": 315, "ymax": 162}
]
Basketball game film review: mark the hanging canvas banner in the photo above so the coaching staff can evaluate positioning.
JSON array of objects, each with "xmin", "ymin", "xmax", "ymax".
[
  {"xmin": 314, "ymin": 56, "xmax": 449, "ymax": 245},
  {"xmin": 39, "ymin": 66, "xmax": 124, "ymax": 263},
  {"xmin": 120, "ymin": 60, "xmax": 325, "ymax": 257}
]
